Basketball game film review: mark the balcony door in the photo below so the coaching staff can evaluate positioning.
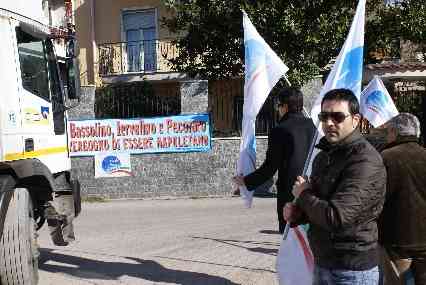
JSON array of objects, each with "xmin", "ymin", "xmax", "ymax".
[{"xmin": 123, "ymin": 9, "xmax": 157, "ymax": 72}]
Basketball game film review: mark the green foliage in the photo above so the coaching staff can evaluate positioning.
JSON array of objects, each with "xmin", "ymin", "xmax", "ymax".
[
  {"xmin": 366, "ymin": 0, "xmax": 426, "ymax": 62},
  {"xmin": 162, "ymin": 0, "xmax": 425, "ymax": 85},
  {"xmin": 398, "ymin": 0, "xmax": 426, "ymax": 58}
]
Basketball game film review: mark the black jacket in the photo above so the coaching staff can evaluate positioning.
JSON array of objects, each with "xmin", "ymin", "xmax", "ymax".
[
  {"xmin": 244, "ymin": 112, "xmax": 315, "ymax": 200},
  {"xmin": 297, "ymin": 129, "xmax": 386, "ymax": 270}
]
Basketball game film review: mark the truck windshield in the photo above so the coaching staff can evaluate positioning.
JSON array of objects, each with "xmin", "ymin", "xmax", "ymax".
[{"xmin": 17, "ymin": 31, "xmax": 50, "ymax": 102}]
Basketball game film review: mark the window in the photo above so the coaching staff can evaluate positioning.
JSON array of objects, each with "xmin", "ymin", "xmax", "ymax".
[
  {"xmin": 16, "ymin": 28, "xmax": 66, "ymax": 134},
  {"xmin": 122, "ymin": 9, "xmax": 157, "ymax": 72},
  {"xmin": 16, "ymin": 28, "xmax": 50, "ymax": 102}
]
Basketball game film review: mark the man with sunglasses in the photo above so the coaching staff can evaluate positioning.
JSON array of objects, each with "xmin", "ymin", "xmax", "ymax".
[
  {"xmin": 284, "ymin": 88, "xmax": 386, "ymax": 284},
  {"xmin": 233, "ymin": 87, "xmax": 315, "ymax": 234}
]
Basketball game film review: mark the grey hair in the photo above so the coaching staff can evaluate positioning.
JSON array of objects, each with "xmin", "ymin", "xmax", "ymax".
[{"xmin": 385, "ymin": 113, "xmax": 421, "ymax": 138}]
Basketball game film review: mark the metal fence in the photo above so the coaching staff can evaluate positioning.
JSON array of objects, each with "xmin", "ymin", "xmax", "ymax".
[
  {"xmin": 209, "ymin": 79, "xmax": 279, "ymax": 137},
  {"xmin": 95, "ymin": 81, "xmax": 180, "ymax": 119},
  {"xmin": 98, "ymin": 39, "xmax": 178, "ymax": 76},
  {"xmin": 233, "ymin": 96, "xmax": 278, "ymax": 135}
]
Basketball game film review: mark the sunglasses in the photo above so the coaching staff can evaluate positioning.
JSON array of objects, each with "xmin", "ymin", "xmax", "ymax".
[{"xmin": 318, "ymin": 112, "xmax": 351, "ymax": 123}]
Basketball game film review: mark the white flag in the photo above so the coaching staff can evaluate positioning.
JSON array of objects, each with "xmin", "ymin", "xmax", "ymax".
[
  {"xmin": 277, "ymin": 225, "xmax": 314, "ymax": 285},
  {"xmin": 237, "ymin": 11, "xmax": 288, "ymax": 208},
  {"xmin": 360, "ymin": 76, "xmax": 399, "ymax": 127},
  {"xmin": 306, "ymin": 0, "xmax": 366, "ymax": 175}
]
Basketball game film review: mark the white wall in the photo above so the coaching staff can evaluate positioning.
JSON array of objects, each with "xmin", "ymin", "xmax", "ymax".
[{"xmin": 0, "ymin": 0, "xmax": 47, "ymax": 25}]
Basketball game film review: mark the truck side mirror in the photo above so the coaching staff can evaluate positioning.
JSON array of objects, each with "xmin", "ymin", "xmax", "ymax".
[
  {"xmin": 66, "ymin": 57, "xmax": 81, "ymax": 100},
  {"xmin": 65, "ymin": 38, "xmax": 80, "ymax": 100}
]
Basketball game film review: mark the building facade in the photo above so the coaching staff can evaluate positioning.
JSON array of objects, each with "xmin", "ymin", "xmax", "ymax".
[{"xmin": 74, "ymin": 0, "xmax": 181, "ymax": 87}]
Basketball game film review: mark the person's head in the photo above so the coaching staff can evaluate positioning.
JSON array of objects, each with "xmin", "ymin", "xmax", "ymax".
[
  {"xmin": 319, "ymin": 88, "xmax": 361, "ymax": 143},
  {"xmin": 383, "ymin": 113, "xmax": 421, "ymax": 144},
  {"xmin": 276, "ymin": 87, "xmax": 304, "ymax": 118}
]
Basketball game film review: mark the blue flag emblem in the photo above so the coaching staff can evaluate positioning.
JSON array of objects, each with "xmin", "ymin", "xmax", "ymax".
[
  {"xmin": 102, "ymin": 155, "xmax": 121, "ymax": 173},
  {"xmin": 335, "ymin": 47, "xmax": 363, "ymax": 95},
  {"xmin": 366, "ymin": 90, "xmax": 389, "ymax": 111},
  {"xmin": 245, "ymin": 39, "xmax": 265, "ymax": 80}
]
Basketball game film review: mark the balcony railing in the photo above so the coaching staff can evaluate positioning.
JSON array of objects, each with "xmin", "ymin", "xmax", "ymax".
[{"xmin": 98, "ymin": 39, "xmax": 178, "ymax": 76}]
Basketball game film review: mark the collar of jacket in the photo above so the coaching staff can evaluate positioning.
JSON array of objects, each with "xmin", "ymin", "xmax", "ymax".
[
  {"xmin": 279, "ymin": 111, "xmax": 305, "ymax": 123},
  {"xmin": 382, "ymin": 136, "xmax": 419, "ymax": 151},
  {"xmin": 316, "ymin": 128, "xmax": 363, "ymax": 152}
]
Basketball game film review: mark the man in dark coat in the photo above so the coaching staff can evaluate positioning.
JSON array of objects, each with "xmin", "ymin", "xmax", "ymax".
[
  {"xmin": 379, "ymin": 113, "xmax": 426, "ymax": 285},
  {"xmin": 285, "ymin": 89, "xmax": 387, "ymax": 284},
  {"xmin": 233, "ymin": 87, "xmax": 315, "ymax": 233}
]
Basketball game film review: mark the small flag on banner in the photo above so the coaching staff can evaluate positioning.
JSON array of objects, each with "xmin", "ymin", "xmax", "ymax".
[{"xmin": 360, "ymin": 76, "xmax": 399, "ymax": 127}]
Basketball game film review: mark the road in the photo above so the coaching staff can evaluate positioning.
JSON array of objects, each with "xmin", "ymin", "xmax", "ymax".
[{"xmin": 38, "ymin": 197, "xmax": 281, "ymax": 285}]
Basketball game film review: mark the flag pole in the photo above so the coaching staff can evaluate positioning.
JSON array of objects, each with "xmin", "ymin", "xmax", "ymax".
[{"xmin": 283, "ymin": 75, "xmax": 291, "ymax": 87}]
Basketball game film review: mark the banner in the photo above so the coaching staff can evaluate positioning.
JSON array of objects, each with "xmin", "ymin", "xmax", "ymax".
[{"xmin": 68, "ymin": 113, "xmax": 211, "ymax": 157}]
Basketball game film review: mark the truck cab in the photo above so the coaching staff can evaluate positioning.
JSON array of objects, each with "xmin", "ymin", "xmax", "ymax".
[{"xmin": 0, "ymin": 3, "xmax": 81, "ymax": 284}]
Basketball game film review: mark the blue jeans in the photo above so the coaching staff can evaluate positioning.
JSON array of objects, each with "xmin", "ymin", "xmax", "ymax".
[{"xmin": 313, "ymin": 266, "xmax": 379, "ymax": 285}]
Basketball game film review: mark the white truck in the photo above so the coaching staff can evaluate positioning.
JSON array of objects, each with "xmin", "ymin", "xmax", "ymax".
[{"xmin": 0, "ymin": 1, "xmax": 81, "ymax": 284}]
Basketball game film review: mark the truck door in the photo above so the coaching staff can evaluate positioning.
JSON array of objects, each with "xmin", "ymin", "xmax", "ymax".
[
  {"xmin": 0, "ymin": 17, "xmax": 23, "ymax": 162},
  {"xmin": 15, "ymin": 25, "xmax": 70, "ymax": 173}
]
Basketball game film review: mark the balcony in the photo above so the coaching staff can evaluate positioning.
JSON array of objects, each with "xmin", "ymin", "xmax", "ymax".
[{"xmin": 98, "ymin": 39, "xmax": 178, "ymax": 77}]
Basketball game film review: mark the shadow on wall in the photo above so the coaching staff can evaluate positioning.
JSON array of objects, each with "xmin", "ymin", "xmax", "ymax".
[{"xmin": 39, "ymin": 248, "xmax": 239, "ymax": 284}]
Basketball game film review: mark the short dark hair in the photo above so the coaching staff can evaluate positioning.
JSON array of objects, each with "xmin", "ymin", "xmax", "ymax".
[
  {"xmin": 277, "ymin": 87, "xmax": 304, "ymax": 113},
  {"xmin": 321, "ymin": 88, "xmax": 359, "ymax": 115}
]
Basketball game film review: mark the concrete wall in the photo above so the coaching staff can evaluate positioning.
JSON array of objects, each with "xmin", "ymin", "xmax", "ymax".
[
  {"xmin": 71, "ymin": 137, "xmax": 269, "ymax": 198},
  {"xmin": 67, "ymin": 86, "xmax": 96, "ymax": 120},
  {"xmin": 180, "ymin": 80, "xmax": 209, "ymax": 114}
]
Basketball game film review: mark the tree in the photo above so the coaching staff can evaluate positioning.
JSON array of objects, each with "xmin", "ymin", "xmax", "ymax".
[
  {"xmin": 162, "ymin": 0, "xmax": 425, "ymax": 85},
  {"xmin": 398, "ymin": 0, "xmax": 425, "ymax": 59},
  {"xmin": 365, "ymin": 0, "xmax": 425, "ymax": 62}
]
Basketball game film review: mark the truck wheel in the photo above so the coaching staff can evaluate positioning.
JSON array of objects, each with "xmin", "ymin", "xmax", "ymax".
[{"xmin": 0, "ymin": 188, "xmax": 39, "ymax": 285}]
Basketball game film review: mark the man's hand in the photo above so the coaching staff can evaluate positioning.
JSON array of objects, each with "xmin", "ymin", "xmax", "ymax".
[
  {"xmin": 232, "ymin": 175, "xmax": 245, "ymax": 187},
  {"xmin": 292, "ymin": 176, "xmax": 311, "ymax": 199},
  {"xmin": 283, "ymin": 202, "xmax": 303, "ymax": 223}
]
